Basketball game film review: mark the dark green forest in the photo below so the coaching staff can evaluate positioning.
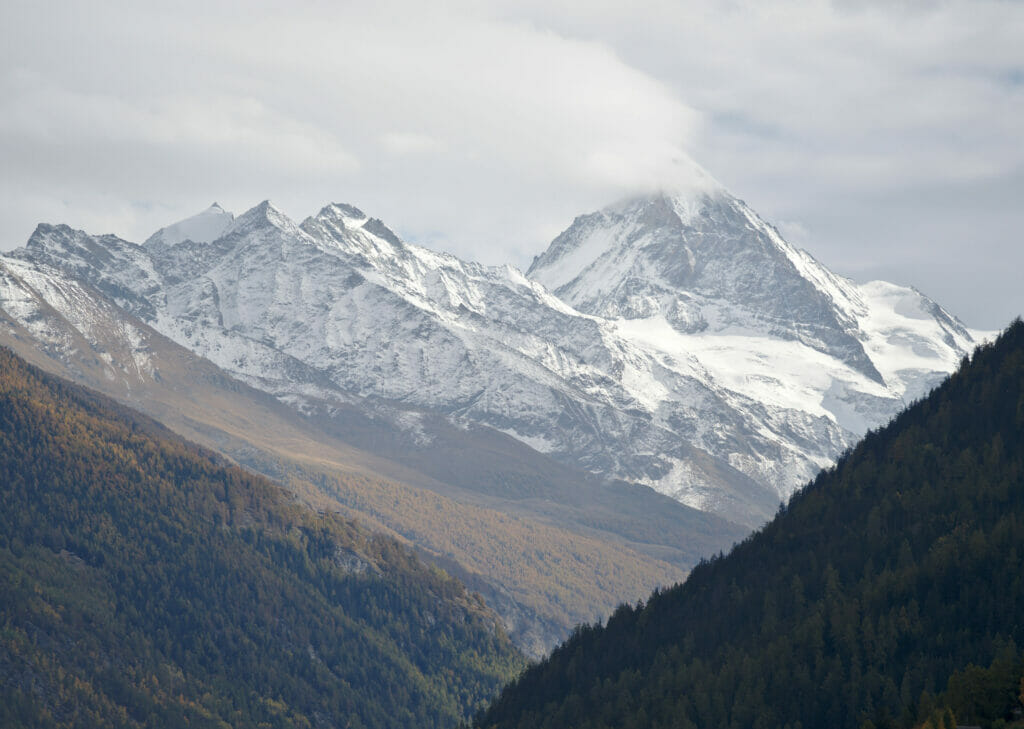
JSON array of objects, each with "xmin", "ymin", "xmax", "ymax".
[
  {"xmin": 475, "ymin": 319, "xmax": 1024, "ymax": 729},
  {"xmin": 0, "ymin": 347, "xmax": 524, "ymax": 728}
]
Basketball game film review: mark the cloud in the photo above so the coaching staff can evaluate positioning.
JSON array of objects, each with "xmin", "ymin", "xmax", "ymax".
[
  {"xmin": 495, "ymin": 0, "xmax": 1023, "ymax": 327},
  {"xmin": 0, "ymin": 0, "xmax": 1021, "ymax": 327},
  {"xmin": 0, "ymin": 72, "xmax": 358, "ymax": 173},
  {"xmin": 494, "ymin": 0, "xmax": 1024, "ymax": 186},
  {"xmin": 0, "ymin": 1, "xmax": 702, "ymax": 263},
  {"xmin": 379, "ymin": 132, "xmax": 444, "ymax": 158}
]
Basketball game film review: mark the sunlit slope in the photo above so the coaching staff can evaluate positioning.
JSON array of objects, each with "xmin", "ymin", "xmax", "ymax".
[{"xmin": 0, "ymin": 347, "xmax": 524, "ymax": 729}]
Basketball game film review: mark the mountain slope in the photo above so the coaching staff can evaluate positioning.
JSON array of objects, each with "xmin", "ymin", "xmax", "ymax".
[
  {"xmin": 0, "ymin": 346, "xmax": 524, "ymax": 729},
  {"xmin": 474, "ymin": 319, "xmax": 1024, "ymax": 729},
  {"xmin": 0, "ymin": 250, "xmax": 741, "ymax": 656}
]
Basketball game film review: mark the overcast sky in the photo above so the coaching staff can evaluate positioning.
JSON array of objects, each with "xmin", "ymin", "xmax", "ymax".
[{"xmin": 1, "ymin": 0, "xmax": 1021, "ymax": 329}]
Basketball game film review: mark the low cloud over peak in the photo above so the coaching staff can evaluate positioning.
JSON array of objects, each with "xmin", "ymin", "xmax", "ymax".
[{"xmin": 1, "ymin": 0, "xmax": 1020, "ymax": 328}]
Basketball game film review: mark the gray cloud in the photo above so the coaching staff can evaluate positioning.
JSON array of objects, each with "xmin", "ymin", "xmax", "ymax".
[{"xmin": 1, "ymin": 0, "xmax": 1020, "ymax": 328}]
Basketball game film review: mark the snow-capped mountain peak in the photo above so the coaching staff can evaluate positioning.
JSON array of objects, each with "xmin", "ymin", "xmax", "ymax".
[
  {"xmin": 313, "ymin": 203, "xmax": 412, "ymax": 247},
  {"xmin": 222, "ymin": 200, "xmax": 301, "ymax": 239},
  {"xmin": 144, "ymin": 202, "xmax": 235, "ymax": 249},
  {"xmin": 314, "ymin": 202, "xmax": 370, "ymax": 227},
  {"xmin": 528, "ymin": 187, "xmax": 891, "ymax": 383}
]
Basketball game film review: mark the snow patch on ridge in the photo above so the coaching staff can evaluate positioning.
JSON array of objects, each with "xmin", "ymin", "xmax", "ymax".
[{"xmin": 145, "ymin": 203, "xmax": 234, "ymax": 248}]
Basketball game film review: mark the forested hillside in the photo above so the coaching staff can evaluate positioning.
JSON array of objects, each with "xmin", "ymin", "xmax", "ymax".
[
  {"xmin": 0, "ymin": 347, "xmax": 523, "ymax": 729},
  {"xmin": 476, "ymin": 320, "xmax": 1024, "ymax": 729}
]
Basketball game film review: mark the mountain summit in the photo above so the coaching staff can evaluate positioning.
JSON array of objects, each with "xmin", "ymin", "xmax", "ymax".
[
  {"xmin": 529, "ymin": 188, "xmax": 847, "ymax": 330},
  {"xmin": 144, "ymin": 201, "xmax": 234, "ymax": 248},
  {"xmin": 529, "ymin": 187, "xmax": 974, "ymax": 387}
]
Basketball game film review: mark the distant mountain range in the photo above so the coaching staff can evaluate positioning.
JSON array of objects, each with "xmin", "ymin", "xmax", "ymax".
[
  {"xmin": 8, "ymin": 182, "xmax": 986, "ymax": 524},
  {"xmin": 0, "ymin": 178, "xmax": 986, "ymax": 652}
]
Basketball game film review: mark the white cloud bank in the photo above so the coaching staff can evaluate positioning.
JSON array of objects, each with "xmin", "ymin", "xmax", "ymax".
[{"xmin": 0, "ymin": 1, "xmax": 701, "ymax": 262}]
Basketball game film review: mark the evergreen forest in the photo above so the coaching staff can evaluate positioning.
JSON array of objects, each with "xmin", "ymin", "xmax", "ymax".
[
  {"xmin": 0, "ymin": 347, "xmax": 524, "ymax": 729},
  {"xmin": 475, "ymin": 320, "xmax": 1024, "ymax": 729}
]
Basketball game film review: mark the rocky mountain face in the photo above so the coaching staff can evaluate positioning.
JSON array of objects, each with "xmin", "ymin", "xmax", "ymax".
[
  {"xmin": 6, "ymin": 189, "xmax": 986, "ymax": 529},
  {"xmin": 529, "ymin": 185, "xmax": 987, "ymax": 508},
  {"xmin": 530, "ymin": 190, "xmax": 881, "ymax": 378}
]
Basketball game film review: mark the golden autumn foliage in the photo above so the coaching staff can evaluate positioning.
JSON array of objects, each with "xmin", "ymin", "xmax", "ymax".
[{"xmin": 0, "ymin": 347, "xmax": 524, "ymax": 728}]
